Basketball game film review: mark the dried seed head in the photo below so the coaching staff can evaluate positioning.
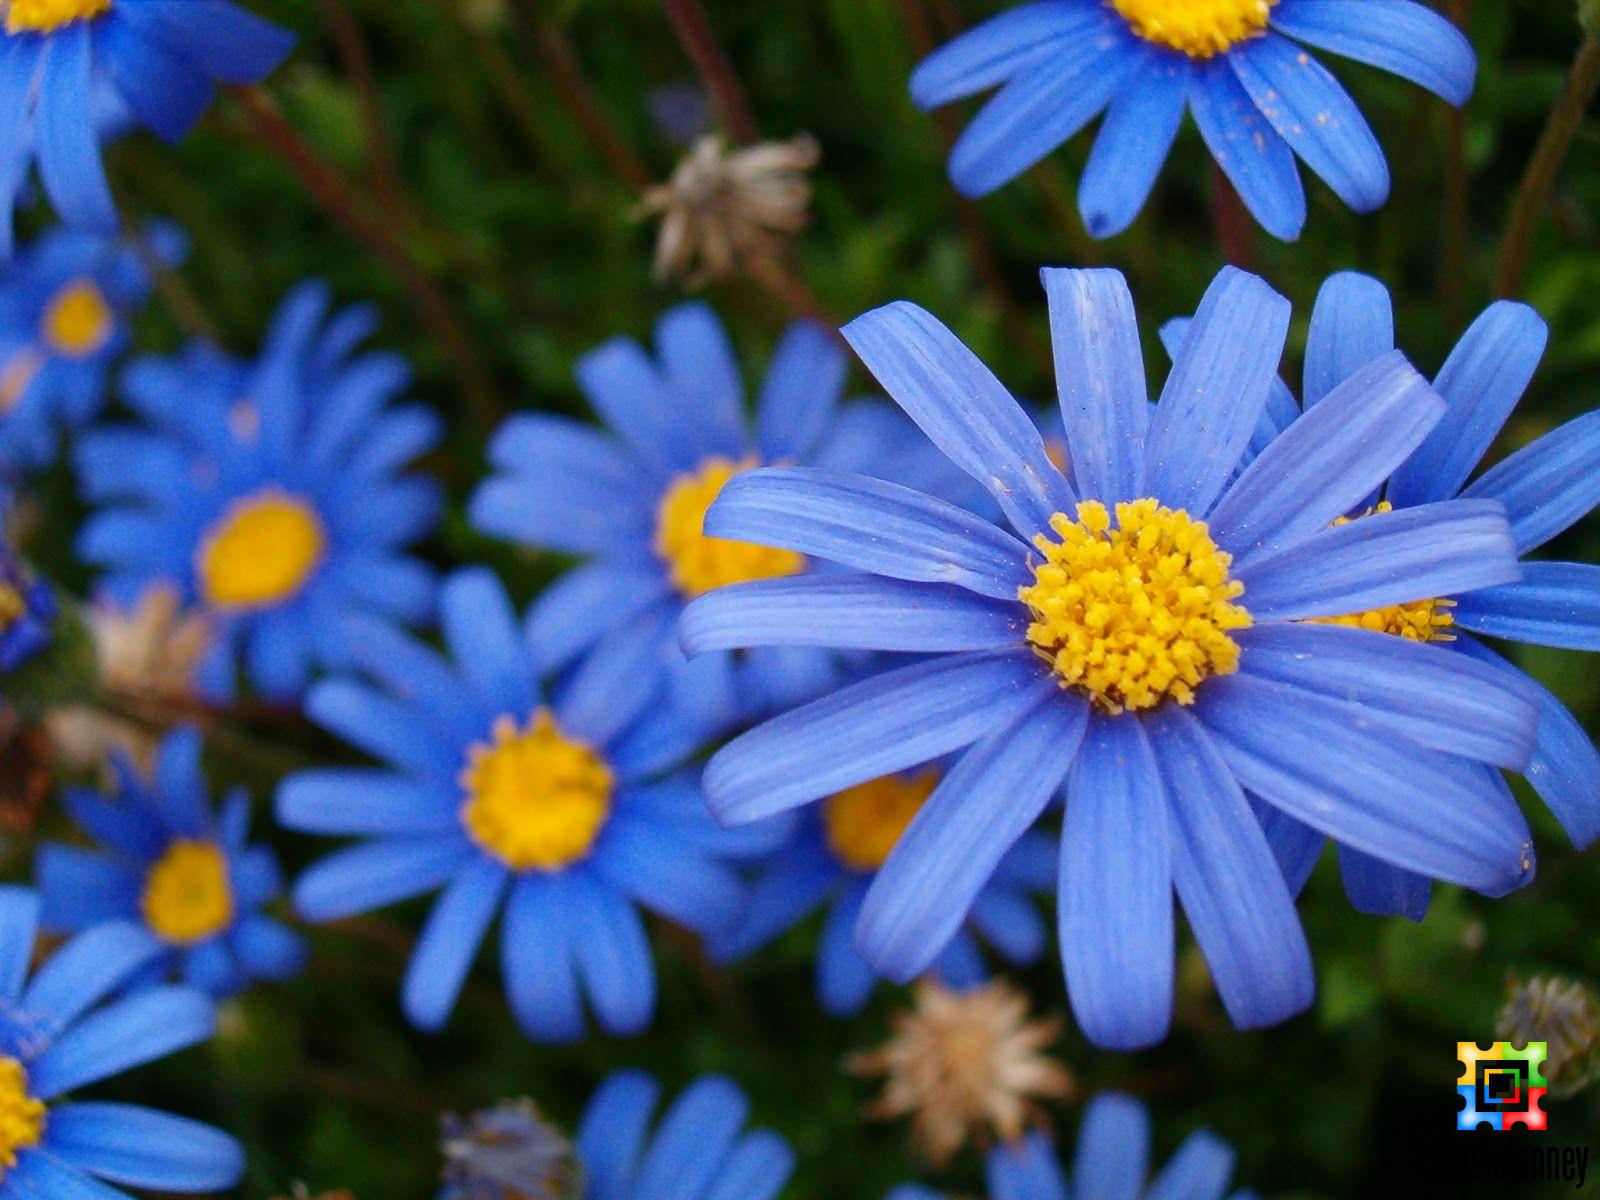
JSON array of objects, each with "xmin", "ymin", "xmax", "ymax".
[
  {"xmin": 1497, "ymin": 975, "xmax": 1600, "ymax": 1098},
  {"xmin": 439, "ymin": 1099, "xmax": 584, "ymax": 1200}
]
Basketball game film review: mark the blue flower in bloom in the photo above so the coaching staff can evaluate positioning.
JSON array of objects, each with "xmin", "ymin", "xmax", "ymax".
[
  {"xmin": 0, "ymin": 886, "xmax": 242, "ymax": 1197},
  {"xmin": 686, "ymin": 266, "xmax": 1542, "ymax": 1049},
  {"xmin": 36, "ymin": 725, "xmax": 304, "ymax": 997},
  {"xmin": 74, "ymin": 281, "xmax": 442, "ymax": 701},
  {"xmin": 0, "ymin": 540, "xmax": 52, "ymax": 674},
  {"xmin": 278, "ymin": 567, "xmax": 781, "ymax": 1042},
  {"xmin": 712, "ymin": 773, "xmax": 1055, "ymax": 1016},
  {"xmin": 0, "ymin": 222, "xmax": 180, "ymax": 470},
  {"xmin": 0, "ymin": 0, "xmax": 293, "ymax": 246},
  {"xmin": 563, "ymin": 1070, "xmax": 794, "ymax": 1200},
  {"xmin": 911, "ymin": 0, "xmax": 1475, "ymax": 239},
  {"xmin": 1238, "ymin": 273, "xmax": 1600, "ymax": 921},
  {"xmin": 470, "ymin": 303, "xmax": 960, "ymax": 735}
]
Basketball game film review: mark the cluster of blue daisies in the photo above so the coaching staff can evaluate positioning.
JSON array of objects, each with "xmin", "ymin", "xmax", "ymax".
[{"xmin": 0, "ymin": 0, "xmax": 1594, "ymax": 1196}]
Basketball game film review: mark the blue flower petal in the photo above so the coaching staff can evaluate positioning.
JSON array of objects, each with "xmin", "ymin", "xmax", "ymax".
[
  {"xmin": 1073, "ymin": 1092, "xmax": 1147, "ymax": 1200},
  {"xmin": 909, "ymin": 2, "xmax": 1103, "ymax": 109},
  {"xmin": 1078, "ymin": 53, "xmax": 1188, "ymax": 239},
  {"xmin": 1455, "ymin": 562, "xmax": 1600, "ymax": 651},
  {"xmin": 968, "ymin": 888, "xmax": 1047, "ymax": 966},
  {"xmin": 97, "ymin": 17, "xmax": 213, "ymax": 143},
  {"xmin": 276, "ymin": 769, "xmax": 457, "ymax": 836},
  {"xmin": 229, "ymin": 916, "xmax": 306, "ymax": 982},
  {"xmin": 22, "ymin": 921, "xmax": 164, "ymax": 1038},
  {"xmin": 305, "ymin": 680, "xmax": 460, "ymax": 782},
  {"xmin": 30, "ymin": 986, "xmax": 215, "ymax": 1100},
  {"xmin": 755, "ymin": 321, "xmax": 845, "ymax": 462},
  {"xmin": 524, "ymin": 561, "xmax": 673, "ymax": 676},
  {"xmin": 1145, "ymin": 1128, "xmax": 1236, "ymax": 1200},
  {"xmin": 592, "ymin": 818, "xmax": 742, "ymax": 935},
  {"xmin": 150, "ymin": 726, "xmax": 209, "ymax": 838},
  {"xmin": 44, "ymin": 1103, "xmax": 242, "ymax": 1192},
  {"xmin": 1252, "ymin": 800, "xmax": 1325, "ymax": 898},
  {"xmin": 501, "ymin": 875, "xmax": 586, "ymax": 1043},
  {"xmin": 5, "ymin": 1148, "xmax": 136, "ymax": 1199},
  {"xmin": 554, "ymin": 613, "xmax": 673, "ymax": 750},
  {"xmin": 1188, "ymin": 62, "xmax": 1305, "ymax": 241},
  {"xmin": 629, "ymin": 1075, "xmax": 748, "ymax": 1200},
  {"xmin": 1337, "ymin": 847, "xmax": 1432, "ymax": 921},
  {"xmin": 704, "ymin": 1131, "xmax": 796, "ymax": 1200},
  {"xmin": 292, "ymin": 837, "xmax": 473, "ymax": 921},
  {"xmin": 1272, "ymin": 0, "xmax": 1476, "ymax": 106},
  {"xmin": 566, "ymin": 870, "xmax": 655, "ymax": 1037},
  {"xmin": 576, "ymin": 1070, "xmax": 660, "ymax": 1200},
  {"xmin": 818, "ymin": 886, "xmax": 875, "ymax": 1016},
  {"xmin": 0, "ymin": 887, "xmax": 40, "ymax": 1001},
  {"xmin": 987, "ymin": 1133, "xmax": 1069, "ymax": 1200},
  {"xmin": 401, "ymin": 858, "xmax": 508, "ymax": 1032},
  {"xmin": 37, "ymin": 26, "xmax": 117, "ymax": 232},
  {"xmin": 655, "ymin": 303, "xmax": 748, "ymax": 458},
  {"xmin": 574, "ymin": 335, "xmax": 704, "ymax": 481},
  {"xmin": 1461, "ymin": 409, "xmax": 1600, "ymax": 555},
  {"xmin": 1302, "ymin": 271, "xmax": 1394, "ymax": 407},
  {"xmin": 440, "ymin": 567, "xmax": 539, "ymax": 717},
  {"xmin": 35, "ymin": 846, "xmax": 139, "ymax": 931},
  {"xmin": 118, "ymin": 0, "xmax": 295, "ymax": 84}
]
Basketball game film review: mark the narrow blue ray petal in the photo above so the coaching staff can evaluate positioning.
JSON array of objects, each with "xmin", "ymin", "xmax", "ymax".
[
  {"xmin": 97, "ymin": 17, "xmax": 212, "ymax": 143},
  {"xmin": 6, "ymin": 1149, "xmax": 139, "ymax": 1199},
  {"xmin": 44, "ymin": 1104, "xmax": 242, "ymax": 1192},
  {"xmin": 1146, "ymin": 707, "xmax": 1314, "ymax": 1030},
  {"xmin": 440, "ymin": 568, "xmax": 538, "ymax": 718},
  {"xmin": 1042, "ymin": 268, "xmax": 1148, "ymax": 503},
  {"xmin": 1145, "ymin": 1129, "xmax": 1236, "ymax": 1200},
  {"xmin": 1236, "ymin": 499, "xmax": 1519, "ymax": 621},
  {"xmin": 566, "ymin": 871, "xmax": 655, "ymax": 1037},
  {"xmin": 1271, "ymin": 0, "xmax": 1476, "ymax": 105},
  {"xmin": 1230, "ymin": 34, "xmax": 1389, "ymax": 212},
  {"xmin": 817, "ymin": 889, "xmax": 876, "ymax": 1016},
  {"xmin": 756, "ymin": 321, "xmax": 845, "ymax": 462},
  {"xmin": 681, "ymin": 574, "xmax": 1022, "ymax": 655},
  {"xmin": 1303, "ymin": 272, "xmax": 1394, "ymax": 406},
  {"xmin": 855, "ymin": 689, "xmax": 1087, "ymax": 981},
  {"xmin": 1338, "ymin": 847, "xmax": 1432, "ymax": 921},
  {"xmin": 1198, "ymin": 675, "xmax": 1533, "ymax": 894},
  {"xmin": 704, "ymin": 651, "xmax": 1048, "ymax": 825},
  {"xmin": 483, "ymin": 412, "xmax": 646, "ymax": 492},
  {"xmin": 524, "ymin": 561, "xmax": 671, "ymax": 675},
  {"xmin": 0, "ymin": 887, "xmax": 40, "ymax": 1002},
  {"xmin": 842, "ymin": 302, "xmax": 1076, "ymax": 539},
  {"xmin": 593, "ymin": 818, "xmax": 741, "ymax": 935},
  {"xmin": 230, "ymin": 916, "xmax": 306, "ymax": 981},
  {"xmin": 30, "ymin": 986, "xmax": 215, "ymax": 1100},
  {"xmin": 576, "ymin": 1071, "xmax": 660, "ymax": 1200},
  {"xmin": 1078, "ymin": 54, "xmax": 1188, "ymax": 239},
  {"xmin": 150, "ymin": 726, "xmax": 208, "ymax": 837},
  {"xmin": 574, "ymin": 337, "xmax": 698, "ymax": 481},
  {"xmin": 22, "ymin": 922, "xmax": 164, "ymax": 1038},
  {"xmin": 1389, "ymin": 301, "xmax": 1548, "ymax": 507},
  {"xmin": 292, "ymin": 838, "xmax": 473, "ymax": 921},
  {"xmin": 554, "ymin": 612, "xmax": 672, "ymax": 749},
  {"xmin": 467, "ymin": 476, "xmax": 651, "ymax": 559},
  {"xmin": 968, "ymin": 889, "xmax": 1047, "ymax": 965},
  {"xmin": 401, "ymin": 858, "xmax": 509, "ymax": 1032},
  {"xmin": 704, "ymin": 1130, "xmax": 796, "ymax": 1200},
  {"xmin": 1454, "ymin": 562, "xmax": 1600, "ymax": 651},
  {"xmin": 1207, "ymin": 350, "xmax": 1441, "ymax": 564},
  {"xmin": 630, "ymin": 1075, "xmax": 748, "ymax": 1200},
  {"xmin": 1461, "ymin": 409, "xmax": 1600, "ymax": 554},
  {"xmin": 705, "ymin": 466, "xmax": 1033, "ymax": 600},
  {"xmin": 655, "ymin": 303, "xmax": 748, "ymax": 457},
  {"xmin": 711, "ymin": 848, "xmax": 836, "ymax": 963},
  {"xmin": 37, "ymin": 27, "xmax": 117, "ymax": 231},
  {"xmin": 1189, "ymin": 62, "xmax": 1305, "ymax": 240},
  {"xmin": 35, "ymin": 846, "xmax": 139, "ymax": 930},
  {"xmin": 910, "ymin": 2, "xmax": 1103, "ymax": 108},
  {"xmin": 1061, "ymin": 713, "xmax": 1173, "ymax": 1051},
  {"xmin": 1142, "ymin": 267, "xmax": 1291, "ymax": 515},
  {"xmin": 336, "ymin": 615, "xmax": 486, "ymax": 746},
  {"xmin": 120, "ymin": 0, "xmax": 295, "ymax": 84},
  {"xmin": 987, "ymin": 1133, "xmax": 1069, "ymax": 1200},
  {"xmin": 1235, "ymin": 622, "xmax": 1539, "ymax": 769},
  {"xmin": 1072, "ymin": 1092, "xmax": 1149, "ymax": 1200},
  {"xmin": 305, "ymin": 680, "xmax": 459, "ymax": 782},
  {"xmin": 501, "ymin": 876, "xmax": 585, "ymax": 1044}
]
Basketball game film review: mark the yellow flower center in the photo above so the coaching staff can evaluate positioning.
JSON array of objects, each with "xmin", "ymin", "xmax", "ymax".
[
  {"xmin": 655, "ymin": 457, "xmax": 805, "ymax": 597},
  {"xmin": 823, "ymin": 771, "xmax": 939, "ymax": 872},
  {"xmin": 41, "ymin": 279, "xmax": 114, "ymax": 358},
  {"xmin": 1111, "ymin": 0, "xmax": 1274, "ymax": 58},
  {"xmin": 1020, "ymin": 499, "xmax": 1252, "ymax": 713},
  {"xmin": 196, "ymin": 489, "xmax": 327, "ymax": 611},
  {"xmin": 2, "ymin": 0, "xmax": 110, "ymax": 33},
  {"xmin": 0, "ymin": 1058, "xmax": 44, "ymax": 1175},
  {"xmin": 1310, "ymin": 502, "xmax": 1456, "ymax": 641},
  {"xmin": 141, "ymin": 841, "xmax": 235, "ymax": 945},
  {"xmin": 460, "ymin": 709, "xmax": 614, "ymax": 872}
]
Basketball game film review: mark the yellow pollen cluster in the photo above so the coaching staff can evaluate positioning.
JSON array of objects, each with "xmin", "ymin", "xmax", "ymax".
[
  {"xmin": 1019, "ymin": 499, "xmax": 1252, "ymax": 713},
  {"xmin": 3, "ymin": 0, "xmax": 110, "ymax": 34},
  {"xmin": 1111, "ymin": 0, "xmax": 1275, "ymax": 58},
  {"xmin": 141, "ymin": 841, "xmax": 235, "ymax": 945},
  {"xmin": 460, "ymin": 709, "xmax": 614, "ymax": 871},
  {"xmin": 196, "ymin": 489, "xmax": 327, "ymax": 611},
  {"xmin": 655, "ymin": 457, "xmax": 805, "ymax": 597},
  {"xmin": 0, "ymin": 585, "xmax": 25, "ymax": 631},
  {"xmin": 0, "ymin": 1058, "xmax": 44, "ymax": 1174},
  {"xmin": 1311, "ymin": 503, "xmax": 1456, "ymax": 641},
  {"xmin": 41, "ymin": 279, "xmax": 113, "ymax": 357},
  {"xmin": 823, "ymin": 771, "xmax": 939, "ymax": 872}
]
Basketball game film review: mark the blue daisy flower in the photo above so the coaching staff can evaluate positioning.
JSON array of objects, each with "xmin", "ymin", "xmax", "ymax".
[
  {"xmin": 686, "ymin": 265, "xmax": 1541, "ymax": 1049},
  {"xmin": 74, "ymin": 280, "xmax": 442, "ymax": 701},
  {"xmin": 911, "ymin": 0, "xmax": 1475, "ymax": 239},
  {"xmin": 0, "ymin": 0, "xmax": 293, "ymax": 247},
  {"xmin": 566, "ymin": 1070, "xmax": 794, "ymax": 1200},
  {"xmin": 470, "ymin": 302, "xmax": 963, "ymax": 735},
  {"xmin": 0, "ymin": 885, "xmax": 242, "ymax": 1197},
  {"xmin": 0, "ymin": 221, "xmax": 181, "ymax": 471},
  {"xmin": 712, "ymin": 767, "xmax": 1054, "ymax": 1016},
  {"xmin": 0, "ymin": 540, "xmax": 53, "ymax": 675},
  {"xmin": 1237, "ymin": 272, "xmax": 1600, "ymax": 921},
  {"xmin": 36, "ymin": 724, "xmax": 304, "ymax": 998},
  {"xmin": 277, "ymin": 566, "xmax": 781, "ymax": 1043}
]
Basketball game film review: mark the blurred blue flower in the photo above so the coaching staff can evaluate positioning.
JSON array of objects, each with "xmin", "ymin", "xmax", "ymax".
[
  {"xmin": 0, "ymin": 885, "xmax": 242, "ymax": 1197},
  {"xmin": 0, "ymin": 540, "xmax": 52, "ymax": 674},
  {"xmin": 470, "ymin": 303, "xmax": 960, "ymax": 736},
  {"xmin": 687, "ymin": 265, "xmax": 1540, "ymax": 1050},
  {"xmin": 0, "ymin": 222, "xmax": 181, "ymax": 471},
  {"xmin": 712, "ymin": 769, "xmax": 1054, "ymax": 1016},
  {"xmin": 1242, "ymin": 273, "xmax": 1600, "ymax": 921},
  {"xmin": 74, "ymin": 281, "xmax": 442, "ymax": 701},
  {"xmin": 0, "ymin": 0, "xmax": 293, "ymax": 246},
  {"xmin": 911, "ymin": 0, "xmax": 1474, "ymax": 239},
  {"xmin": 568, "ymin": 1070, "xmax": 794, "ymax": 1200},
  {"xmin": 36, "ymin": 725, "xmax": 304, "ymax": 998},
  {"xmin": 278, "ymin": 567, "xmax": 782, "ymax": 1043}
]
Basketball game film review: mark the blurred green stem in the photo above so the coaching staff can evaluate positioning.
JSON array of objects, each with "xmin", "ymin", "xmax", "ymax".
[
  {"xmin": 1495, "ymin": 35, "xmax": 1600, "ymax": 297},
  {"xmin": 659, "ymin": 0, "xmax": 761, "ymax": 144}
]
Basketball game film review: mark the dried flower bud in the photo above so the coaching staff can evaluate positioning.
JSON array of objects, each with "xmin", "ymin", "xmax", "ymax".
[
  {"xmin": 440, "ymin": 1099, "xmax": 583, "ymax": 1200},
  {"xmin": 1497, "ymin": 975, "xmax": 1600, "ymax": 1098}
]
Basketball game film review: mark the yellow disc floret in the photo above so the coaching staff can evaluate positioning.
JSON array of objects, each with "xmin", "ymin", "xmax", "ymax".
[
  {"xmin": 41, "ymin": 279, "xmax": 113, "ymax": 358},
  {"xmin": 1111, "ymin": 0, "xmax": 1275, "ymax": 59},
  {"xmin": 1020, "ymin": 499, "xmax": 1252, "ymax": 713},
  {"xmin": 655, "ymin": 457, "xmax": 805, "ymax": 597},
  {"xmin": 3, "ymin": 0, "xmax": 110, "ymax": 34},
  {"xmin": 824, "ymin": 771, "xmax": 939, "ymax": 872},
  {"xmin": 196, "ymin": 489, "xmax": 327, "ymax": 611},
  {"xmin": 0, "ymin": 1058, "xmax": 44, "ymax": 1174},
  {"xmin": 141, "ymin": 841, "xmax": 235, "ymax": 945},
  {"xmin": 460, "ymin": 709, "xmax": 614, "ymax": 872},
  {"xmin": 1310, "ymin": 503, "xmax": 1456, "ymax": 641}
]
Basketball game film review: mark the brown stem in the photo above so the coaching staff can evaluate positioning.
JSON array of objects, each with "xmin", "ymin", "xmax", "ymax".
[
  {"xmin": 1495, "ymin": 36, "xmax": 1600, "ymax": 297},
  {"xmin": 659, "ymin": 0, "xmax": 761, "ymax": 144},
  {"xmin": 229, "ymin": 85, "xmax": 500, "ymax": 431},
  {"xmin": 124, "ymin": 225, "xmax": 221, "ymax": 344},
  {"xmin": 1209, "ymin": 163, "xmax": 1256, "ymax": 271},
  {"xmin": 742, "ymin": 253, "xmax": 840, "ymax": 330}
]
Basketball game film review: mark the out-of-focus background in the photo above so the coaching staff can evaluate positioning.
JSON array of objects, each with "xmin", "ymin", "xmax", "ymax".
[{"xmin": 7, "ymin": 1, "xmax": 1600, "ymax": 1196}]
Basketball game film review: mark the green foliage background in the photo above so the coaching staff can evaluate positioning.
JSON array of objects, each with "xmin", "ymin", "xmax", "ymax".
[{"xmin": 8, "ymin": 1, "xmax": 1600, "ymax": 1196}]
